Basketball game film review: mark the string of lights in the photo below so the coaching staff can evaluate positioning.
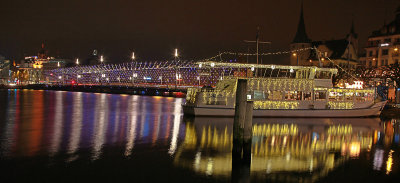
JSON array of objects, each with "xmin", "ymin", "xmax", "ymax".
[
  {"xmin": 44, "ymin": 47, "xmax": 325, "ymax": 87},
  {"xmin": 202, "ymin": 47, "xmax": 314, "ymax": 61}
]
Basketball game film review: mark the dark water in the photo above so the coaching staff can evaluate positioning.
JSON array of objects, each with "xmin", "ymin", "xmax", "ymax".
[{"xmin": 0, "ymin": 89, "xmax": 399, "ymax": 183}]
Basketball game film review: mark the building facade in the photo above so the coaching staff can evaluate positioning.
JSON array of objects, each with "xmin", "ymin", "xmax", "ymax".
[
  {"xmin": 289, "ymin": 3, "xmax": 358, "ymax": 68},
  {"xmin": 12, "ymin": 44, "xmax": 72, "ymax": 85},
  {"xmin": 363, "ymin": 7, "xmax": 400, "ymax": 67}
]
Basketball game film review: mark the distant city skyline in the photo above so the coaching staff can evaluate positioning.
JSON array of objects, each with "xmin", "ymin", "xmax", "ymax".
[{"xmin": 0, "ymin": 0, "xmax": 399, "ymax": 64}]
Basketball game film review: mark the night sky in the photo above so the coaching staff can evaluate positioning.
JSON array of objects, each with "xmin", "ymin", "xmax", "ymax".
[{"xmin": 0, "ymin": 0, "xmax": 398, "ymax": 64}]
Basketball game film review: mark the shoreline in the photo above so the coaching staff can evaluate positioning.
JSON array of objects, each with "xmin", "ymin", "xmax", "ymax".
[
  {"xmin": 380, "ymin": 107, "xmax": 400, "ymax": 119},
  {"xmin": 0, "ymin": 84, "xmax": 187, "ymax": 98},
  {"xmin": 2, "ymin": 85, "xmax": 399, "ymax": 118}
]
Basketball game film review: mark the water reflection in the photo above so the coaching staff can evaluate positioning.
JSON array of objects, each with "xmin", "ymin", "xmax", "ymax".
[
  {"xmin": 174, "ymin": 117, "xmax": 399, "ymax": 182},
  {"xmin": 125, "ymin": 95, "xmax": 138, "ymax": 156},
  {"xmin": 0, "ymin": 90, "xmax": 184, "ymax": 161},
  {"xmin": 92, "ymin": 93, "xmax": 108, "ymax": 160},
  {"xmin": 68, "ymin": 92, "xmax": 82, "ymax": 157},
  {"xmin": 0, "ymin": 89, "xmax": 399, "ymax": 182}
]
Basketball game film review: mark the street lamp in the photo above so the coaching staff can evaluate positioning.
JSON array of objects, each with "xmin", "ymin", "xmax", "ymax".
[
  {"xmin": 132, "ymin": 73, "xmax": 137, "ymax": 86},
  {"xmin": 292, "ymin": 52, "xmax": 299, "ymax": 66},
  {"xmin": 77, "ymin": 74, "xmax": 81, "ymax": 84},
  {"xmin": 76, "ymin": 58, "xmax": 79, "ymax": 65},
  {"xmin": 131, "ymin": 52, "xmax": 135, "ymax": 60},
  {"xmin": 100, "ymin": 55, "xmax": 104, "ymax": 63},
  {"xmin": 174, "ymin": 48, "xmax": 178, "ymax": 89},
  {"xmin": 197, "ymin": 76, "xmax": 200, "ymax": 87}
]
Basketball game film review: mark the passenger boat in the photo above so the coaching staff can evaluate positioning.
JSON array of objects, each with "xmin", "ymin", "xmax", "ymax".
[{"xmin": 183, "ymin": 62, "xmax": 386, "ymax": 117}]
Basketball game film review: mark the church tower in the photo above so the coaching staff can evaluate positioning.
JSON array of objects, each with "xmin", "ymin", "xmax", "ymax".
[
  {"xmin": 346, "ymin": 20, "xmax": 359, "ymax": 56},
  {"xmin": 290, "ymin": 1, "xmax": 312, "ymax": 66}
]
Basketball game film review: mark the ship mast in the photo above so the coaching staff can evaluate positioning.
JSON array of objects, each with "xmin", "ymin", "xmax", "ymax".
[{"xmin": 244, "ymin": 26, "xmax": 271, "ymax": 76}]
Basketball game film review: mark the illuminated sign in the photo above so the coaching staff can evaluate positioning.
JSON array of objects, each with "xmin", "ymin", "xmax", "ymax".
[{"xmin": 345, "ymin": 81, "xmax": 363, "ymax": 89}]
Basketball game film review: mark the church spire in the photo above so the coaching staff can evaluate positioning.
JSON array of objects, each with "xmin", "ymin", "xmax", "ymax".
[
  {"xmin": 347, "ymin": 19, "xmax": 358, "ymax": 39},
  {"xmin": 292, "ymin": 1, "xmax": 311, "ymax": 43},
  {"xmin": 350, "ymin": 19, "xmax": 355, "ymax": 34}
]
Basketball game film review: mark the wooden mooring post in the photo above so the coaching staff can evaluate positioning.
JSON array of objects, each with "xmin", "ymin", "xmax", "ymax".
[{"xmin": 232, "ymin": 79, "xmax": 253, "ymax": 183}]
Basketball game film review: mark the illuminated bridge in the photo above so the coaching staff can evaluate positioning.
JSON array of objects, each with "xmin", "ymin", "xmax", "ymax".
[
  {"xmin": 43, "ymin": 48, "xmax": 319, "ymax": 90},
  {"xmin": 44, "ymin": 60, "xmax": 287, "ymax": 89}
]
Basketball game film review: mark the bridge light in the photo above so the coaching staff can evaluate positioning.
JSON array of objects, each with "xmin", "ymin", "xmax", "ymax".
[
  {"xmin": 100, "ymin": 55, "xmax": 104, "ymax": 63},
  {"xmin": 174, "ymin": 48, "xmax": 178, "ymax": 57},
  {"xmin": 131, "ymin": 52, "xmax": 135, "ymax": 60},
  {"xmin": 210, "ymin": 62, "xmax": 215, "ymax": 67}
]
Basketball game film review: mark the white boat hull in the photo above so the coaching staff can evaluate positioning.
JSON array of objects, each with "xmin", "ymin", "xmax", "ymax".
[{"xmin": 183, "ymin": 101, "xmax": 387, "ymax": 117}]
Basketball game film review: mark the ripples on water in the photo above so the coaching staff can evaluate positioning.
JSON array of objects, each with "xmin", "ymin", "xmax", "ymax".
[{"xmin": 0, "ymin": 89, "xmax": 399, "ymax": 182}]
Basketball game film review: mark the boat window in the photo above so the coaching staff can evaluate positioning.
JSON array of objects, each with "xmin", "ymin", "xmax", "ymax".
[
  {"xmin": 269, "ymin": 91, "xmax": 283, "ymax": 100},
  {"xmin": 285, "ymin": 91, "xmax": 302, "ymax": 100},
  {"xmin": 303, "ymin": 92, "xmax": 312, "ymax": 100},
  {"xmin": 265, "ymin": 91, "xmax": 271, "ymax": 100},
  {"xmin": 271, "ymin": 69, "xmax": 279, "ymax": 78},
  {"xmin": 344, "ymin": 92, "xmax": 354, "ymax": 101},
  {"xmin": 253, "ymin": 90, "xmax": 265, "ymax": 100},
  {"xmin": 366, "ymin": 93, "xmax": 374, "ymax": 101},
  {"xmin": 329, "ymin": 91, "xmax": 343, "ymax": 101},
  {"xmin": 275, "ymin": 69, "xmax": 296, "ymax": 78},
  {"xmin": 206, "ymin": 101, "xmax": 227, "ymax": 105},
  {"xmin": 355, "ymin": 92, "xmax": 366, "ymax": 102},
  {"xmin": 314, "ymin": 91, "xmax": 327, "ymax": 101},
  {"xmin": 315, "ymin": 71, "xmax": 331, "ymax": 79}
]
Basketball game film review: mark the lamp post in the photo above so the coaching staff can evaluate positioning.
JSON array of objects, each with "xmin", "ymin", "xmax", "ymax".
[
  {"xmin": 394, "ymin": 47, "xmax": 399, "ymax": 65},
  {"xmin": 132, "ymin": 73, "xmax": 137, "ymax": 86},
  {"xmin": 77, "ymin": 74, "xmax": 81, "ymax": 84},
  {"xmin": 293, "ymin": 52, "xmax": 299, "ymax": 66},
  {"xmin": 76, "ymin": 58, "xmax": 79, "ymax": 65},
  {"xmin": 174, "ymin": 48, "xmax": 178, "ymax": 89}
]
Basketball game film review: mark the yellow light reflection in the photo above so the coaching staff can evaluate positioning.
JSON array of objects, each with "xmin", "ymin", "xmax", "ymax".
[
  {"xmin": 125, "ymin": 96, "xmax": 138, "ymax": 156},
  {"xmin": 50, "ymin": 91, "xmax": 63, "ymax": 156},
  {"xmin": 386, "ymin": 150, "xmax": 394, "ymax": 175},
  {"xmin": 349, "ymin": 142, "xmax": 360, "ymax": 158},
  {"xmin": 67, "ymin": 92, "xmax": 83, "ymax": 162}
]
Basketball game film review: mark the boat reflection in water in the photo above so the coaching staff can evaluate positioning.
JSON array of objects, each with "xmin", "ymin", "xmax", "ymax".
[{"xmin": 175, "ymin": 117, "xmax": 383, "ymax": 182}]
